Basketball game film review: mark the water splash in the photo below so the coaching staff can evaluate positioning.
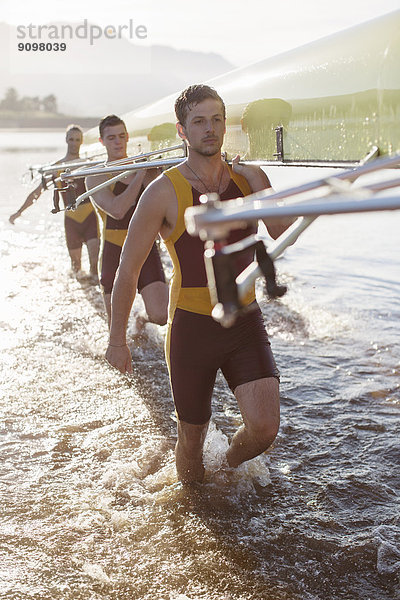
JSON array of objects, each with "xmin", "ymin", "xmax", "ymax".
[{"xmin": 202, "ymin": 422, "xmax": 272, "ymax": 493}]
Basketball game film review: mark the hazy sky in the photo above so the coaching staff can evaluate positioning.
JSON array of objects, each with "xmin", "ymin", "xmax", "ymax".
[{"xmin": 3, "ymin": 0, "xmax": 399, "ymax": 67}]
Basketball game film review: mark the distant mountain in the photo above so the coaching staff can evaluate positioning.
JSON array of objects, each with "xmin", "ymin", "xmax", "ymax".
[{"xmin": 0, "ymin": 21, "xmax": 235, "ymax": 117}]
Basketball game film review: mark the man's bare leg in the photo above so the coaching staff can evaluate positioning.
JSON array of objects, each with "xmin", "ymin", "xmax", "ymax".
[
  {"xmin": 105, "ymin": 281, "xmax": 168, "ymax": 331},
  {"xmin": 140, "ymin": 281, "xmax": 169, "ymax": 325},
  {"xmin": 86, "ymin": 238, "xmax": 100, "ymax": 277},
  {"xmin": 226, "ymin": 377, "xmax": 280, "ymax": 468},
  {"xmin": 175, "ymin": 419, "xmax": 209, "ymax": 483},
  {"xmin": 68, "ymin": 247, "xmax": 82, "ymax": 273},
  {"xmin": 103, "ymin": 292, "xmax": 111, "ymax": 327}
]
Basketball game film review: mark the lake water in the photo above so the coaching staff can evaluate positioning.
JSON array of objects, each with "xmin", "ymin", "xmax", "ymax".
[{"xmin": 0, "ymin": 130, "xmax": 399, "ymax": 600}]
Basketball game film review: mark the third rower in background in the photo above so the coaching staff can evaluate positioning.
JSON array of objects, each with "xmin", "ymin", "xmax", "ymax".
[{"xmin": 9, "ymin": 125, "xmax": 99, "ymax": 280}]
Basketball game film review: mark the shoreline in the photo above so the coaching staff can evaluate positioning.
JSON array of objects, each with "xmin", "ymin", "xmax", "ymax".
[{"xmin": 0, "ymin": 114, "xmax": 99, "ymax": 129}]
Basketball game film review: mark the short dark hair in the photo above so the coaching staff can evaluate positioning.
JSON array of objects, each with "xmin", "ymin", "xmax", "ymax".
[
  {"xmin": 66, "ymin": 124, "xmax": 83, "ymax": 136},
  {"xmin": 99, "ymin": 114, "xmax": 126, "ymax": 138},
  {"xmin": 174, "ymin": 84, "xmax": 226, "ymax": 126}
]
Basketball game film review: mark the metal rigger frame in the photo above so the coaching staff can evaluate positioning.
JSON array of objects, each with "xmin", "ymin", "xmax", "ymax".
[
  {"xmin": 55, "ymin": 144, "xmax": 187, "ymax": 212},
  {"xmin": 184, "ymin": 154, "xmax": 400, "ymax": 327}
]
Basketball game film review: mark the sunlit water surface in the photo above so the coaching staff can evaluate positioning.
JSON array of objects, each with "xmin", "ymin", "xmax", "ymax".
[{"xmin": 0, "ymin": 131, "xmax": 399, "ymax": 600}]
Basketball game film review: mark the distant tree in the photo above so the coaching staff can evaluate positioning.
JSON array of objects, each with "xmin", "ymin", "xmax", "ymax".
[
  {"xmin": 0, "ymin": 88, "xmax": 59, "ymax": 114},
  {"xmin": 1, "ymin": 87, "xmax": 19, "ymax": 110},
  {"xmin": 32, "ymin": 96, "xmax": 41, "ymax": 111},
  {"xmin": 20, "ymin": 96, "xmax": 41, "ymax": 111},
  {"xmin": 42, "ymin": 94, "xmax": 58, "ymax": 114}
]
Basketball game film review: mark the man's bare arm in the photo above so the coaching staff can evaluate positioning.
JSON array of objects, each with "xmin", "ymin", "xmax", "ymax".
[
  {"xmin": 86, "ymin": 170, "xmax": 147, "ymax": 220},
  {"xmin": 105, "ymin": 176, "xmax": 173, "ymax": 374},
  {"xmin": 232, "ymin": 156, "xmax": 294, "ymax": 239},
  {"xmin": 9, "ymin": 181, "xmax": 43, "ymax": 224}
]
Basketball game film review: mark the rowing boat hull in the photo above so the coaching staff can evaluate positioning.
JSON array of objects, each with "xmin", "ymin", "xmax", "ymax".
[{"xmin": 82, "ymin": 11, "xmax": 400, "ymax": 166}]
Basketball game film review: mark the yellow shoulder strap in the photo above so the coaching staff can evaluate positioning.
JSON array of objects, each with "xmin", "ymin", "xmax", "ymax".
[
  {"xmin": 164, "ymin": 167, "xmax": 193, "ymax": 244},
  {"xmin": 227, "ymin": 164, "xmax": 252, "ymax": 197}
]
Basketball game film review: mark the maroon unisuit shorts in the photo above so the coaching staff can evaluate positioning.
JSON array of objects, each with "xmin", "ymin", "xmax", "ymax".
[{"xmin": 167, "ymin": 304, "xmax": 279, "ymax": 424}]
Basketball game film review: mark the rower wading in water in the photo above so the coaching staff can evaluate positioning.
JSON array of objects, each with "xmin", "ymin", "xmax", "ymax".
[{"xmin": 106, "ymin": 84, "xmax": 293, "ymax": 483}]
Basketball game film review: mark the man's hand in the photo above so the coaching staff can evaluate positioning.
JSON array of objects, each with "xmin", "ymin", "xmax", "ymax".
[
  {"xmin": 231, "ymin": 154, "xmax": 295, "ymax": 239},
  {"xmin": 9, "ymin": 212, "xmax": 20, "ymax": 225},
  {"xmin": 105, "ymin": 344, "xmax": 133, "ymax": 375},
  {"xmin": 231, "ymin": 154, "xmax": 271, "ymax": 192}
]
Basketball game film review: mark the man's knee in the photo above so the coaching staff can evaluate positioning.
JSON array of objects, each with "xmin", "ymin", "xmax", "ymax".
[
  {"xmin": 247, "ymin": 414, "xmax": 280, "ymax": 449},
  {"xmin": 147, "ymin": 305, "xmax": 168, "ymax": 326},
  {"xmin": 177, "ymin": 419, "xmax": 209, "ymax": 456},
  {"xmin": 86, "ymin": 237, "xmax": 99, "ymax": 255},
  {"xmin": 141, "ymin": 281, "xmax": 169, "ymax": 325},
  {"xmin": 236, "ymin": 377, "xmax": 280, "ymax": 449}
]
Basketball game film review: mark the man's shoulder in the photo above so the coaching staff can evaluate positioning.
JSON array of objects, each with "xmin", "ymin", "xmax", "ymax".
[
  {"xmin": 85, "ymin": 172, "xmax": 110, "ymax": 189},
  {"xmin": 142, "ymin": 171, "xmax": 176, "ymax": 200},
  {"xmin": 54, "ymin": 154, "xmax": 80, "ymax": 165},
  {"xmin": 230, "ymin": 162, "xmax": 271, "ymax": 195}
]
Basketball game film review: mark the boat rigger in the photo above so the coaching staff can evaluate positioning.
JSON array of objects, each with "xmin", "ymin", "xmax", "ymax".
[{"xmin": 184, "ymin": 153, "xmax": 400, "ymax": 327}]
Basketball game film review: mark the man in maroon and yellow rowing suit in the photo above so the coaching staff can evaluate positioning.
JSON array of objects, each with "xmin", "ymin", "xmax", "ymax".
[
  {"xmin": 9, "ymin": 125, "xmax": 99, "ymax": 279},
  {"xmin": 86, "ymin": 115, "xmax": 168, "ymax": 327},
  {"xmin": 161, "ymin": 161, "xmax": 280, "ymax": 426},
  {"xmin": 106, "ymin": 86, "xmax": 292, "ymax": 484}
]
